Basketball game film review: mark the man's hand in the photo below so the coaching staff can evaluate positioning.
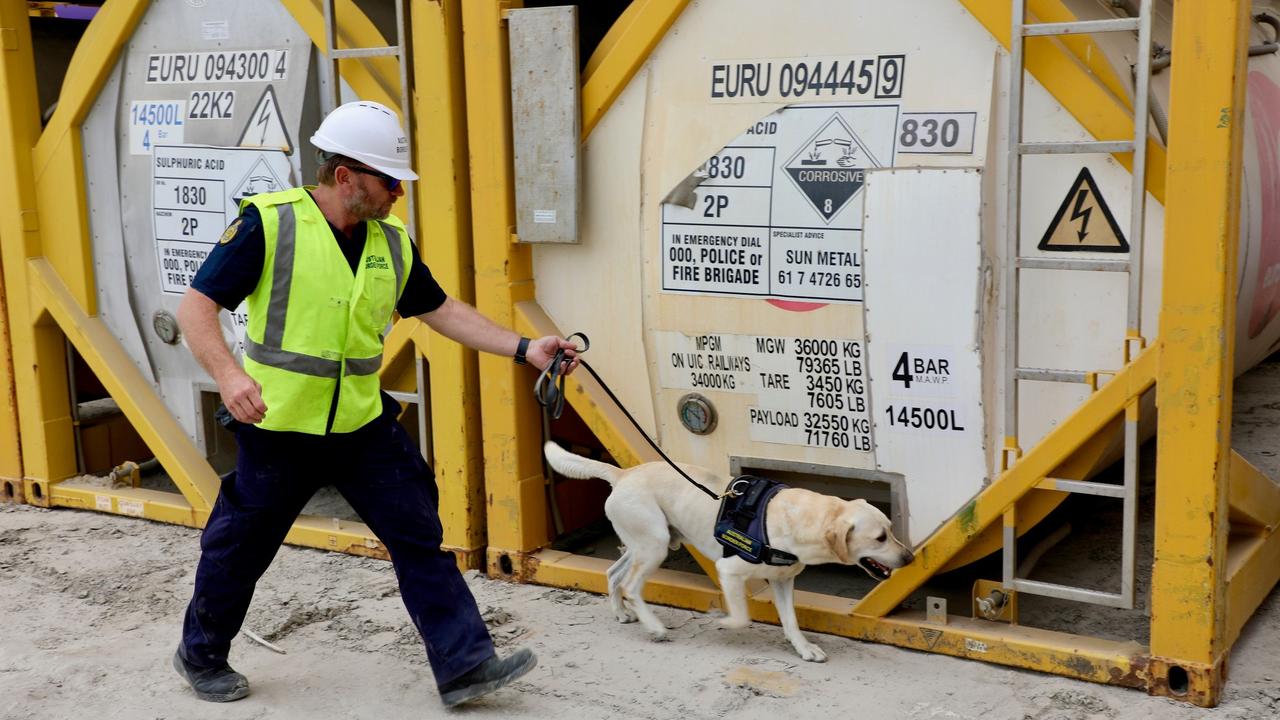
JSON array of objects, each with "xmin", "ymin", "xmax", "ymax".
[
  {"xmin": 219, "ymin": 368, "xmax": 268, "ymax": 424},
  {"xmin": 525, "ymin": 335, "xmax": 581, "ymax": 375}
]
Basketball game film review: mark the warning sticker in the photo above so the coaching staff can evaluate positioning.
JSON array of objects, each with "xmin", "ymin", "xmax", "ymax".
[
  {"xmin": 129, "ymin": 101, "xmax": 185, "ymax": 155},
  {"xmin": 657, "ymin": 332, "xmax": 872, "ymax": 452},
  {"xmin": 152, "ymin": 144, "xmax": 292, "ymax": 294},
  {"xmin": 237, "ymin": 85, "xmax": 293, "ymax": 154},
  {"xmin": 782, "ymin": 113, "xmax": 879, "ymax": 223},
  {"xmin": 1037, "ymin": 167, "xmax": 1129, "ymax": 252},
  {"xmin": 661, "ymin": 104, "xmax": 898, "ymax": 303}
]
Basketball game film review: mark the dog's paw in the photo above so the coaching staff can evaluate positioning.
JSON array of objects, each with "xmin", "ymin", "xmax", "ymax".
[
  {"xmin": 718, "ymin": 615, "xmax": 751, "ymax": 630},
  {"xmin": 794, "ymin": 641, "xmax": 827, "ymax": 663},
  {"xmin": 646, "ymin": 626, "xmax": 670, "ymax": 642},
  {"xmin": 614, "ymin": 608, "xmax": 638, "ymax": 624}
]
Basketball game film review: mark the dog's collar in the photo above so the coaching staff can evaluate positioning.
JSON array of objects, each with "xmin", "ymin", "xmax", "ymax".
[{"xmin": 714, "ymin": 475, "xmax": 799, "ymax": 566}]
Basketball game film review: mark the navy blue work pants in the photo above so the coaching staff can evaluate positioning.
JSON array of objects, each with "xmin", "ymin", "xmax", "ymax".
[{"xmin": 180, "ymin": 404, "xmax": 495, "ymax": 687}]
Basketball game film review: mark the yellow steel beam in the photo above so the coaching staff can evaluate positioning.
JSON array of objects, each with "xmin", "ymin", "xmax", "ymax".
[
  {"xmin": 580, "ymin": 0, "xmax": 689, "ymax": 139},
  {"xmin": 47, "ymin": 478, "xmax": 485, "ymax": 565},
  {"xmin": 855, "ymin": 346, "xmax": 1158, "ymax": 618},
  {"xmin": 410, "ymin": 0, "xmax": 486, "ymax": 566},
  {"xmin": 462, "ymin": 0, "xmax": 549, "ymax": 567},
  {"xmin": 28, "ymin": 259, "xmax": 220, "ymax": 509},
  {"xmin": 531, "ymin": 550, "xmax": 1152, "ymax": 690},
  {"xmin": 0, "ymin": 0, "xmax": 73, "ymax": 489},
  {"xmin": 1228, "ymin": 450, "xmax": 1280, "ymax": 530},
  {"xmin": 1225, "ymin": 528, "xmax": 1280, "ymax": 648},
  {"xmin": 940, "ymin": 416, "xmax": 1123, "ymax": 572},
  {"xmin": 960, "ymin": 0, "xmax": 1167, "ymax": 203},
  {"xmin": 30, "ymin": 0, "xmax": 146, "ymax": 313},
  {"xmin": 1148, "ymin": 1, "xmax": 1249, "ymax": 699},
  {"xmin": 513, "ymin": 301, "xmax": 654, "ymax": 469},
  {"xmin": 50, "ymin": 484, "xmax": 206, "ymax": 528},
  {"xmin": 0, "ymin": 252, "xmax": 21, "ymax": 503}
]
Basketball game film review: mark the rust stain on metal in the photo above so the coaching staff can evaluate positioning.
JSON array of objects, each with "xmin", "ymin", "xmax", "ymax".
[{"xmin": 1108, "ymin": 654, "xmax": 1151, "ymax": 690}]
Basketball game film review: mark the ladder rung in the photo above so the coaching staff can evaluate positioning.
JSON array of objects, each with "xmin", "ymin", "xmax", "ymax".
[
  {"xmin": 1035, "ymin": 477, "xmax": 1125, "ymax": 497},
  {"xmin": 1018, "ymin": 140, "xmax": 1134, "ymax": 155},
  {"xmin": 1022, "ymin": 18, "xmax": 1140, "ymax": 37},
  {"xmin": 1015, "ymin": 368, "xmax": 1090, "ymax": 383},
  {"xmin": 330, "ymin": 46, "xmax": 401, "ymax": 59},
  {"xmin": 1017, "ymin": 257, "xmax": 1130, "ymax": 272},
  {"xmin": 1011, "ymin": 579, "xmax": 1129, "ymax": 608},
  {"xmin": 384, "ymin": 390, "xmax": 420, "ymax": 404}
]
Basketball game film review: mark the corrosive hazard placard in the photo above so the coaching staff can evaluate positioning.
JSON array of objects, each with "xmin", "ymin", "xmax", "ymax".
[
  {"xmin": 661, "ymin": 104, "xmax": 898, "ymax": 304},
  {"xmin": 152, "ymin": 144, "xmax": 292, "ymax": 295},
  {"xmin": 1038, "ymin": 167, "xmax": 1129, "ymax": 252}
]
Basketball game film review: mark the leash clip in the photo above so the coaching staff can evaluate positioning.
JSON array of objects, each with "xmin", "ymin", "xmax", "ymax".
[{"xmin": 719, "ymin": 477, "xmax": 751, "ymax": 500}]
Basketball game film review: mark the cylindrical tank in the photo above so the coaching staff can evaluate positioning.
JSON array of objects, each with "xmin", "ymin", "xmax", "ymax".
[{"xmin": 531, "ymin": 0, "xmax": 1280, "ymax": 545}]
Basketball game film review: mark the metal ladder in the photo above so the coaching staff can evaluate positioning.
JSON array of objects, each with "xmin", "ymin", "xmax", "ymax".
[
  {"xmin": 1001, "ymin": 0, "xmax": 1154, "ymax": 610},
  {"xmin": 318, "ymin": 0, "xmax": 416, "ymax": 236},
  {"xmin": 319, "ymin": 0, "xmax": 428, "ymax": 460}
]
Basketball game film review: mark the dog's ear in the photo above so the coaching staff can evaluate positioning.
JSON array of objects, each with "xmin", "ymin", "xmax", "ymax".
[{"xmin": 825, "ymin": 518, "xmax": 854, "ymax": 564}]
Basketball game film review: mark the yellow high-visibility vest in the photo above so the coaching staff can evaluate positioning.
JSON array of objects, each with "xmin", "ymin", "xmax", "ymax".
[{"xmin": 240, "ymin": 187, "xmax": 411, "ymax": 434}]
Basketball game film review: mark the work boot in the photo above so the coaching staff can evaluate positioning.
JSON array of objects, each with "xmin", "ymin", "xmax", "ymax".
[
  {"xmin": 437, "ymin": 647, "xmax": 537, "ymax": 707},
  {"xmin": 172, "ymin": 647, "xmax": 250, "ymax": 702}
]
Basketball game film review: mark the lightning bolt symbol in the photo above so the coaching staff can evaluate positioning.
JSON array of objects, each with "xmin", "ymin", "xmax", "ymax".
[
  {"xmin": 1069, "ymin": 188, "xmax": 1092, "ymax": 243},
  {"xmin": 254, "ymin": 102, "xmax": 271, "ymax": 144}
]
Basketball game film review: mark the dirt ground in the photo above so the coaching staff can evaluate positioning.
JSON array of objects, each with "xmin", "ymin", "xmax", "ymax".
[{"xmin": 1, "ymin": 500, "xmax": 1278, "ymax": 720}]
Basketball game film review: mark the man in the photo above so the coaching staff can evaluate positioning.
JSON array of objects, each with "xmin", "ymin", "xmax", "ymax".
[{"xmin": 173, "ymin": 100, "xmax": 578, "ymax": 708}]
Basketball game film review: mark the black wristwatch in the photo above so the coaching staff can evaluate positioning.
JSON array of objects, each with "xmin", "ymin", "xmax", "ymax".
[{"xmin": 514, "ymin": 336, "xmax": 531, "ymax": 365}]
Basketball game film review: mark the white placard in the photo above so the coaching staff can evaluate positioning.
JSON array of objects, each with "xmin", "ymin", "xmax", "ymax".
[
  {"xmin": 152, "ymin": 144, "xmax": 293, "ymax": 294},
  {"xmin": 187, "ymin": 90, "xmax": 235, "ymax": 121},
  {"xmin": 661, "ymin": 104, "xmax": 898, "ymax": 303},
  {"xmin": 129, "ymin": 101, "xmax": 186, "ymax": 155},
  {"xmin": 657, "ymin": 331, "xmax": 872, "ymax": 452},
  {"xmin": 863, "ymin": 168, "xmax": 986, "ymax": 544},
  {"xmin": 707, "ymin": 55, "xmax": 906, "ymax": 104},
  {"xmin": 144, "ymin": 49, "xmax": 289, "ymax": 84},
  {"xmin": 201, "ymin": 20, "xmax": 230, "ymax": 41},
  {"xmin": 895, "ymin": 112, "xmax": 978, "ymax": 155}
]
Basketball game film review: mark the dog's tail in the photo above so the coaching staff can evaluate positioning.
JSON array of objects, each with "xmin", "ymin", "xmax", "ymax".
[{"xmin": 543, "ymin": 442, "xmax": 621, "ymax": 485}]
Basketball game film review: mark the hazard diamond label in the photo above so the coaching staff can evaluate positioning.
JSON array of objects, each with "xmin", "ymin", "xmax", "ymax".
[
  {"xmin": 232, "ymin": 155, "xmax": 289, "ymax": 206},
  {"xmin": 1037, "ymin": 166, "xmax": 1129, "ymax": 252},
  {"xmin": 782, "ymin": 113, "xmax": 882, "ymax": 224}
]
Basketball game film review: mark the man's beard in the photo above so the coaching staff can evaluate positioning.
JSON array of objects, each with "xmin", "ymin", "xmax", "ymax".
[{"xmin": 345, "ymin": 183, "xmax": 392, "ymax": 221}]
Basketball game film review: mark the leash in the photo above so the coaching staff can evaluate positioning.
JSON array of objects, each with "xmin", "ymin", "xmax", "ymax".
[{"xmin": 535, "ymin": 332, "xmax": 723, "ymax": 501}]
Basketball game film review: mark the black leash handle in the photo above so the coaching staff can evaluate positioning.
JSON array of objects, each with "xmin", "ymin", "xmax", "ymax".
[{"xmin": 535, "ymin": 332, "xmax": 721, "ymax": 501}]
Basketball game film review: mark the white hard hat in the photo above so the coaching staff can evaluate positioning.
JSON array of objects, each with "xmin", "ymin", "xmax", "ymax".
[{"xmin": 310, "ymin": 100, "xmax": 418, "ymax": 181}]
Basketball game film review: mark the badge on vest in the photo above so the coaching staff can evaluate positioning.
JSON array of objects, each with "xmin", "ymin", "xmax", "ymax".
[
  {"xmin": 219, "ymin": 218, "xmax": 243, "ymax": 244},
  {"xmin": 714, "ymin": 475, "xmax": 799, "ymax": 566}
]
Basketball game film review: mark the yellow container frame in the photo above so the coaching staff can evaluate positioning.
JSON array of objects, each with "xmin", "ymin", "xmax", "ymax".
[
  {"xmin": 466, "ymin": 0, "xmax": 1276, "ymax": 707},
  {"xmin": 0, "ymin": 0, "xmax": 486, "ymax": 568}
]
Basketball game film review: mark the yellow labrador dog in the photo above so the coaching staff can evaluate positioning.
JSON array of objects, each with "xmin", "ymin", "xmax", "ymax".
[{"xmin": 543, "ymin": 442, "xmax": 914, "ymax": 662}]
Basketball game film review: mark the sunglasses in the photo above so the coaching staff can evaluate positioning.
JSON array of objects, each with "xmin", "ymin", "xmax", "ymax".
[{"xmin": 344, "ymin": 165, "xmax": 402, "ymax": 192}]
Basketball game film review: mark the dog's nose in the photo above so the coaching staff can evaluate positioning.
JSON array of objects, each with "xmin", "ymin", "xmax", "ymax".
[{"xmin": 901, "ymin": 549, "xmax": 916, "ymax": 565}]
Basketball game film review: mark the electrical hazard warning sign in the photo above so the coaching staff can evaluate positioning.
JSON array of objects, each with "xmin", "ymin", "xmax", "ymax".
[
  {"xmin": 1037, "ymin": 167, "xmax": 1129, "ymax": 253},
  {"xmin": 237, "ymin": 85, "xmax": 293, "ymax": 154},
  {"xmin": 661, "ymin": 104, "xmax": 898, "ymax": 304}
]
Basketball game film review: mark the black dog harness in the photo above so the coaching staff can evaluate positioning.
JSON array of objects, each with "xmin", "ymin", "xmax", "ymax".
[{"xmin": 714, "ymin": 475, "xmax": 798, "ymax": 566}]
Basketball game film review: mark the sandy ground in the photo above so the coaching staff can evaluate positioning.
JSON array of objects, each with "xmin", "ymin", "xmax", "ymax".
[{"xmin": 1, "ymin": 501, "xmax": 1278, "ymax": 720}]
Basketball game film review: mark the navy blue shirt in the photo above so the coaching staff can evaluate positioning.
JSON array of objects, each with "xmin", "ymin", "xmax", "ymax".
[{"xmin": 192, "ymin": 195, "xmax": 448, "ymax": 316}]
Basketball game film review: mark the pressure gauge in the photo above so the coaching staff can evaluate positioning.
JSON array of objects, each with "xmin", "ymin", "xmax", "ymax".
[{"xmin": 677, "ymin": 393, "xmax": 717, "ymax": 435}]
